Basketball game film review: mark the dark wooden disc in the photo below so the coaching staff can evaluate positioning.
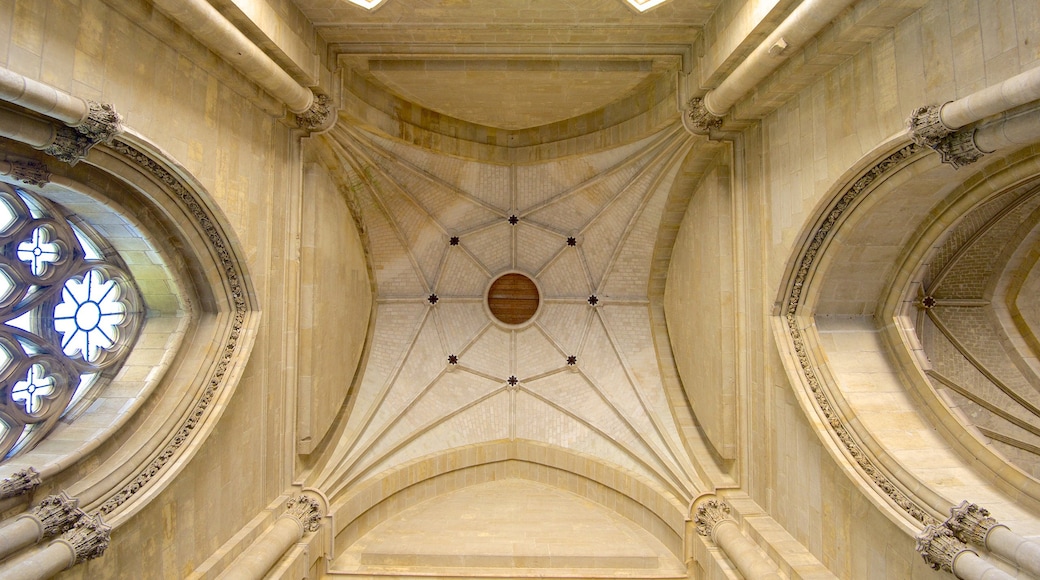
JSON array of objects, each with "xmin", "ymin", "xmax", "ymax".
[{"xmin": 487, "ymin": 273, "xmax": 539, "ymax": 324}]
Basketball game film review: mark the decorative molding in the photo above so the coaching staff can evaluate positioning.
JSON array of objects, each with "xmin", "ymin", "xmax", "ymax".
[
  {"xmin": 296, "ymin": 92, "xmax": 335, "ymax": 133},
  {"xmin": 945, "ymin": 501, "xmax": 1003, "ymax": 546},
  {"xmin": 0, "ymin": 466, "xmax": 41, "ymax": 498},
  {"xmin": 782, "ymin": 142, "xmax": 942, "ymax": 527},
  {"xmin": 933, "ymin": 129, "xmax": 986, "ymax": 169},
  {"xmin": 27, "ymin": 491, "xmax": 84, "ymax": 537},
  {"xmin": 683, "ymin": 97, "xmax": 723, "ymax": 134},
  {"xmin": 916, "ymin": 523, "xmax": 973, "ymax": 573},
  {"xmin": 907, "ymin": 104, "xmax": 952, "ymax": 148},
  {"xmin": 41, "ymin": 102, "xmax": 123, "ymax": 166},
  {"xmin": 94, "ymin": 139, "xmax": 248, "ymax": 516},
  {"xmin": 6, "ymin": 159, "xmax": 51, "ymax": 187},
  {"xmin": 283, "ymin": 495, "xmax": 323, "ymax": 533},
  {"xmin": 694, "ymin": 498, "xmax": 733, "ymax": 541},
  {"xmin": 58, "ymin": 512, "xmax": 111, "ymax": 565}
]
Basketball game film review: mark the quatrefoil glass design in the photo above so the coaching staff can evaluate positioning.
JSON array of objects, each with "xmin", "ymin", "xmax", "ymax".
[{"xmin": 0, "ymin": 183, "xmax": 142, "ymax": 459}]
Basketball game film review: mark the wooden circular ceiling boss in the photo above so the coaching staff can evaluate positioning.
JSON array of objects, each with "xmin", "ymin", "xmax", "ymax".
[{"xmin": 486, "ymin": 273, "xmax": 540, "ymax": 325}]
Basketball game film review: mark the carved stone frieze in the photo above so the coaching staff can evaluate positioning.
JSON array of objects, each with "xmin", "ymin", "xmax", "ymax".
[
  {"xmin": 59, "ymin": 512, "xmax": 111, "ymax": 565},
  {"xmin": 296, "ymin": 92, "xmax": 335, "ymax": 133},
  {"xmin": 28, "ymin": 491, "xmax": 84, "ymax": 537},
  {"xmin": 284, "ymin": 495, "xmax": 324, "ymax": 533},
  {"xmin": 694, "ymin": 498, "xmax": 733, "ymax": 541},
  {"xmin": 933, "ymin": 129, "xmax": 986, "ymax": 169},
  {"xmin": 916, "ymin": 523, "xmax": 973, "ymax": 573},
  {"xmin": 907, "ymin": 104, "xmax": 952, "ymax": 148},
  {"xmin": 4, "ymin": 159, "xmax": 51, "ymax": 187},
  {"xmin": 945, "ymin": 501, "xmax": 1003, "ymax": 546},
  {"xmin": 683, "ymin": 97, "xmax": 723, "ymax": 134},
  {"xmin": 0, "ymin": 467, "xmax": 41, "ymax": 498}
]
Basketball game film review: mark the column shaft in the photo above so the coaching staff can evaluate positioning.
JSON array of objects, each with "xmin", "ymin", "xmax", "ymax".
[
  {"xmin": 0, "ymin": 68, "xmax": 87, "ymax": 125},
  {"xmin": 952, "ymin": 550, "xmax": 1016, "ymax": 580},
  {"xmin": 218, "ymin": 517, "xmax": 303, "ymax": 580},
  {"xmin": 0, "ymin": 541, "xmax": 75, "ymax": 580},
  {"xmin": 712, "ymin": 521, "xmax": 782, "ymax": 580},
  {"xmin": 0, "ymin": 109, "xmax": 56, "ymax": 149},
  {"xmin": 941, "ymin": 66, "xmax": 1040, "ymax": 129},
  {"xmin": 0, "ymin": 517, "xmax": 43, "ymax": 561},
  {"xmin": 986, "ymin": 526, "xmax": 1040, "ymax": 578}
]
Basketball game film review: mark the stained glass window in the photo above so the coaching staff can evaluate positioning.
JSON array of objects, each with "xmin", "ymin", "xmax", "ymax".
[{"xmin": 0, "ymin": 183, "xmax": 142, "ymax": 459}]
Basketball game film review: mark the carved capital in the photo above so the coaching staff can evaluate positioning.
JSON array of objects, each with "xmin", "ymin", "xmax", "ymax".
[
  {"xmin": 28, "ymin": 492, "xmax": 84, "ymax": 537},
  {"xmin": 3, "ymin": 159, "xmax": 51, "ymax": 187},
  {"xmin": 945, "ymin": 501, "xmax": 1003, "ymax": 546},
  {"xmin": 296, "ymin": 92, "xmax": 335, "ymax": 133},
  {"xmin": 694, "ymin": 498, "xmax": 733, "ymax": 541},
  {"xmin": 283, "ymin": 495, "xmax": 323, "ymax": 533},
  {"xmin": 683, "ymin": 97, "xmax": 723, "ymax": 135},
  {"xmin": 0, "ymin": 467, "xmax": 41, "ymax": 498},
  {"xmin": 916, "ymin": 524, "xmax": 973, "ymax": 573},
  {"xmin": 41, "ymin": 126, "xmax": 96, "ymax": 166},
  {"xmin": 77, "ymin": 101, "xmax": 123, "ymax": 144},
  {"xmin": 907, "ymin": 104, "xmax": 953, "ymax": 147},
  {"xmin": 59, "ymin": 512, "xmax": 111, "ymax": 566},
  {"xmin": 933, "ymin": 129, "xmax": 986, "ymax": 169}
]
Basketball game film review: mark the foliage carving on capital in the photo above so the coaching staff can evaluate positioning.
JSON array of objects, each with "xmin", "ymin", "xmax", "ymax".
[
  {"xmin": 284, "ymin": 495, "xmax": 324, "ymax": 533},
  {"xmin": 916, "ymin": 523, "xmax": 972, "ymax": 573},
  {"xmin": 296, "ymin": 92, "xmax": 335, "ymax": 133},
  {"xmin": 694, "ymin": 498, "xmax": 733, "ymax": 541},
  {"xmin": 28, "ymin": 491, "xmax": 84, "ymax": 537},
  {"xmin": 907, "ymin": 104, "xmax": 952, "ymax": 147},
  {"xmin": 6, "ymin": 159, "xmax": 51, "ymax": 187},
  {"xmin": 683, "ymin": 97, "xmax": 723, "ymax": 134},
  {"xmin": 933, "ymin": 129, "xmax": 986, "ymax": 169},
  {"xmin": 0, "ymin": 467, "xmax": 41, "ymax": 498},
  {"xmin": 40, "ymin": 101, "xmax": 123, "ymax": 166},
  {"xmin": 59, "ymin": 512, "xmax": 111, "ymax": 565},
  {"xmin": 41, "ymin": 126, "xmax": 96, "ymax": 166},
  {"xmin": 945, "ymin": 501, "xmax": 1003, "ymax": 547}
]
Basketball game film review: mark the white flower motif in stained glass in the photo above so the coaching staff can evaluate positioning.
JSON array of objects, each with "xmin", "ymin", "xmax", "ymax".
[
  {"xmin": 11, "ymin": 363, "xmax": 54, "ymax": 415},
  {"xmin": 53, "ymin": 270, "xmax": 126, "ymax": 362},
  {"xmin": 17, "ymin": 227, "xmax": 61, "ymax": 276}
]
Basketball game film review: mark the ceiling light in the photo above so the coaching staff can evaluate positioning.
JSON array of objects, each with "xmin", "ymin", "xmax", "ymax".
[
  {"xmin": 625, "ymin": 0, "xmax": 671, "ymax": 13},
  {"xmin": 344, "ymin": 0, "xmax": 386, "ymax": 9}
]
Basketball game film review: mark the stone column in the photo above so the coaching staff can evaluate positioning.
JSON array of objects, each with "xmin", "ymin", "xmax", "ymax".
[
  {"xmin": 916, "ymin": 524, "xmax": 1014, "ymax": 580},
  {"xmin": 694, "ymin": 498, "xmax": 781, "ymax": 580},
  {"xmin": 0, "ymin": 492, "xmax": 83, "ymax": 561},
  {"xmin": 218, "ymin": 495, "xmax": 324, "ymax": 580},
  {"xmin": 0, "ymin": 468, "xmax": 41, "ymax": 499},
  {"xmin": 0, "ymin": 512, "xmax": 111, "ymax": 580},
  {"xmin": 946, "ymin": 501, "xmax": 1040, "ymax": 578}
]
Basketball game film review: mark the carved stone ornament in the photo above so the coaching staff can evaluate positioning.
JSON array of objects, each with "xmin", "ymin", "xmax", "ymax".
[
  {"xmin": 684, "ymin": 97, "xmax": 723, "ymax": 134},
  {"xmin": 933, "ymin": 129, "xmax": 986, "ymax": 169},
  {"xmin": 26, "ymin": 491, "xmax": 84, "ymax": 537},
  {"xmin": 284, "ymin": 495, "xmax": 324, "ymax": 533},
  {"xmin": 945, "ymin": 501, "xmax": 1003, "ymax": 547},
  {"xmin": 58, "ymin": 512, "xmax": 111, "ymax": 565},
  {"xmin": 0, "ymin": 466, "xmax": 41, "ymax": 499},
  {"xmin": 40, "ymin": 101, "xmax": 123, "ymax": 166},
  {"xmin": 694, "ymin": 498, "xmax": 733, "ymax": 541},
  {"xmin": 907, "ymin": 104, "xmax": 953, "ymax": 148},
  {"xmin": 6, "ymin": 159, "xmax": 51, "ymax": 187},
  {"xmin": 916, "ymin": 524, "xmax": 973, "ymax": 573},
  {"xmin": 296, "ymin": 91, "xmax": 335, "ymax": 133}
]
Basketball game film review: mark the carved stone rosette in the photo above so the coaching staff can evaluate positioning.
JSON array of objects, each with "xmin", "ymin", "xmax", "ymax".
[
  {"xmin": 907, "ymin": 104, "xmax": 952, "ymax": 147},
  {"xmin": 684, "ymin": 97, "xmax": 723, "ymax": 134},
  {"xmin": 694, "ymin": 498, "xmax": 733, "ymax": 541},
  {"xmin": 0, "ymin": 467, "xmax": 41, "ymax": 498},
  {"xmin": 916, "ymin": 523, "xmax": 973, "ymax": 573},
  {"xmin": 296, "ymin": 91, "xmax": 335, "ymax": 133},
  {"xmin": 284, "ymin": 495, "xmax": 323, "ymax": 533},
  {"xmin": 28, "ymin": 492, "xmax": 84, "ymax": 537},
  {"xmin": 945, "ymin": 501, "xmax": 1003, "ymax": 546},
  {"xmin": 41, "ymin": 101, "xmax": 123, "ymax": 166},
  {"xmin": 59, "ymin": 512, "xmax": 111, "ymax": 565}
]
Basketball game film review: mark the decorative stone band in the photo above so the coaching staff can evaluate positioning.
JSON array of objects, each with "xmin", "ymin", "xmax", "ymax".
[
  {"xmin": 0, "ymin": 467, "xmax": 41, "ymax": 499},
  {"xmin": 23, "ymin": 492, "xmax": 84, "ymax": 537},
  {"xmin": 694, "ymin": 498, "xmax": 733, "ymax": 543},
  {"xmin": 283, "ymin": 495, "xmax": 323, "ymax": 533},
  {"xmin": 945, "ymin": 501, "xmax": 1004, "ymax": 547},
  {"xmin": 916, "ymin": 524, "xmax": 974, "ymax": 573},
  {"xmin": 683, "ymin": 97, "xmax": 723, "ymax": 135},
  {"xmin": 40, "ymin": 101, "xmax": 123, "ymax": 166},
  {"xmin": 0, "ymin": 159, "xmax": 51, "ymax": 187},
  {"xmin": 295, "ymin": 91, "xmax": 335, "ymax": 133},
  {"xmin": 54, "ymin": 512, "xmax": 111, "ymax": 567}
]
